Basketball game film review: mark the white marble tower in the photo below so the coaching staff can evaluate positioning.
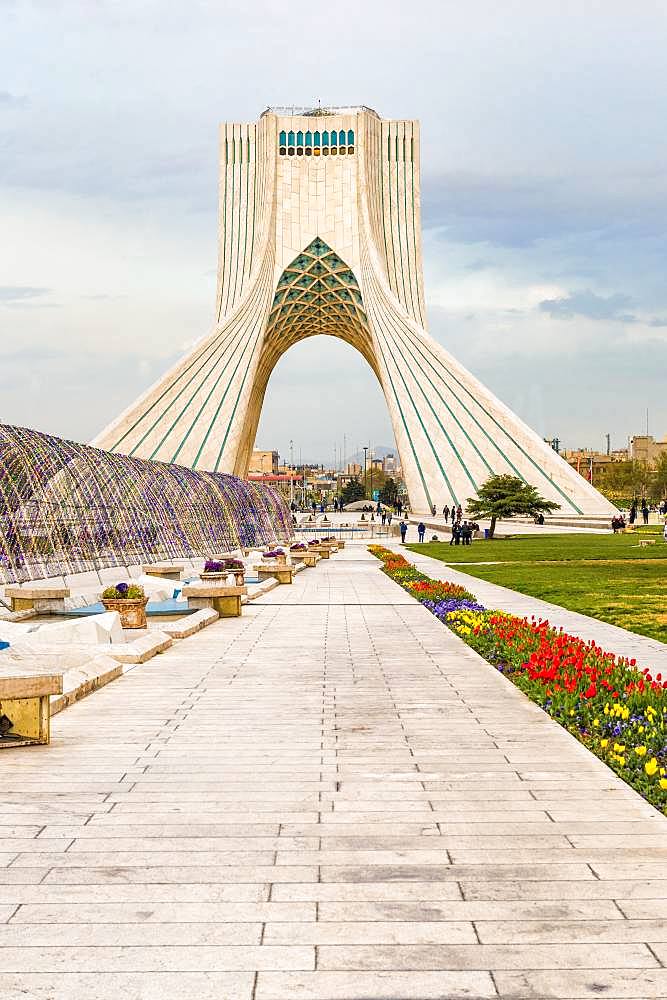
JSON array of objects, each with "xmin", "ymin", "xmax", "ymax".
[{"xmin": 94, "ymin": 106, "xmax": 615, "ymax": 517}]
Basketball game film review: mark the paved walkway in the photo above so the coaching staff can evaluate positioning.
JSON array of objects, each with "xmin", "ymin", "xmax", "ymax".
[
  {"xmin": 400, "ymin": 544, "xmax": 667, "ymax": 673},
  {"xmin": 1, "ymin": 544, "xmax": 666, "ymax": 999}
]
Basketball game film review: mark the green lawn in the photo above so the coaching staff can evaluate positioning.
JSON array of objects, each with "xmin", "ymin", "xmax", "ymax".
[{"xmin": 407, "ymin": 530, "xmax": 667, "ymax": 643}]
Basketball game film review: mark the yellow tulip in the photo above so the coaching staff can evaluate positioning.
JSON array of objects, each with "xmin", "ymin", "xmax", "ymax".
[
  {"xmin": 645, "ymin": 758, "xmax": 659, "ymax": 777},
  {"xmin": 600, "ymin": 739, "xmax": 608, "ymax": 748},
  {"xmin": 634, "ymin": 746, "xmax": 647, "ymax": 756},
  {"xmin": 659, "ymin": 779, "xmax": 667, "ymax": 791}
]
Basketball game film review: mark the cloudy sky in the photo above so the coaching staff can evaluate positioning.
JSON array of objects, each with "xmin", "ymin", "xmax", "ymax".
[{"xmin": 1, "ymin": 0, "xmax": 666, "ymax": 465}]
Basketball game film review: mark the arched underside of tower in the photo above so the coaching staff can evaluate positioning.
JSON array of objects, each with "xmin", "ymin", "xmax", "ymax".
[{"xmin": 93, "ymin": 106, "xmax": 617, "ymax": 518}]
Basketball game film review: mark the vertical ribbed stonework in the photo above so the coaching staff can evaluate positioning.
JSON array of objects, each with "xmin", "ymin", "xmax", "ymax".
[{"xmin": 94, "ymin": 106, "xmax": 617, "ymax": 518}]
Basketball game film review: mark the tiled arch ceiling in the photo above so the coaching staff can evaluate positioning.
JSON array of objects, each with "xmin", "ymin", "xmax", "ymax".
[{"xmin": 266, "ymin": 238, "xmax": 370, "ymax": 345}]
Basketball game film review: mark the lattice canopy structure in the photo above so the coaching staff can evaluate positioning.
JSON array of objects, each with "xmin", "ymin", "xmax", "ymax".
[{"xmin": 0, "ymin": 424, "xmax": 292, "ymax": 584}]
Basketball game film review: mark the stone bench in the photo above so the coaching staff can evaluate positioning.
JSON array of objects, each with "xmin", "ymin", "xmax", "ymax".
[
  {"xmin": 4, "ymin": 586, "xmax": 70, "ymax": 613},
  {"xmin": 181, "ymin": 583, "xmax": 247, "ymax": 617},
  {"xmin": 639, "ymin": 538, "xmax": 656, "ymax": 547},
  {"xmin": 254, "ymin": 563, "xmax": 294, "ymax": 585},
  {"xmin": 142, "ymin": 564, "xmax": 184, "ymax": 581},
  {"xmin": 290, "ymin": 551, "xmax": 319, "ymax": 567},
  {"xmin": 0, "ymin": 672, "xmax": 62, "ymax": 748}
]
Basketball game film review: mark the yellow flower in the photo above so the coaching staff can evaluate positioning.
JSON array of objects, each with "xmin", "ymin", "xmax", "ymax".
[
  {"xmin": 617, "ymin": 757, "xmax": 625, "ymax": 766},
  {"xmin": 659, "ymin": 779, "xmax": 667, "ymax": 791},
  {"xmin": 645, "ymin": 758, "xmax": 659, "ymax": 777},
  {"xmin": 613, "ymin": 743, "xmax": 625, "ymax": 753},
  {"xmin": 600, "ymin": 739, "xmax": 608, "ymax": 748},
  {"xmin": 593, "ymin": 718, "xmax": 600, "ymax": 727},
  {"xmin": 634, "ymin": 746, "xmax": 647, "ymax": 756}
]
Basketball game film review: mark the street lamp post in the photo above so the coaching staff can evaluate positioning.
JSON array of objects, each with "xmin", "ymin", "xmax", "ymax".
[
  {"xmin": 363, "ymin": 445, "xmax": 368, "ymax": 499},
  {"xmin": 289, "ymin": 439, "xmax": 294, "ymax": 506}
]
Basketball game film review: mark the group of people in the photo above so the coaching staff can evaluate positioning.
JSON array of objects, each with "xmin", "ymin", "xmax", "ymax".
[
  {"xmin": 441, "ymin": 503, "xmax": 463, "ymax": 523},
  {"xmin": 628, "ymin": 499, "xmax": 651, "ymax": 525}
]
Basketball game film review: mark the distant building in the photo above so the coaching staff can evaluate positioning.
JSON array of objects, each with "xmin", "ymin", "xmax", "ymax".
[
  {"xmin": 249, "ymin": 449, "xmax": 279, "ymax": 475},
  {"xmin": 630, "ymin": 435, "xmax": 667, "ymax": 466}
]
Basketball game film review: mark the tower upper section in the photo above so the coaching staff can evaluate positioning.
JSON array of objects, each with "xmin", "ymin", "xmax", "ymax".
[{"xmin": 215, "ymin": 106, "xmax": 426, "ymax": 329}]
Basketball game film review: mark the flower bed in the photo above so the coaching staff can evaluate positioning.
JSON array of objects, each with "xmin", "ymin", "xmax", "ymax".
[{"xmin": 369, "ymin": 544, "xmax": 667, "ymax": 813}]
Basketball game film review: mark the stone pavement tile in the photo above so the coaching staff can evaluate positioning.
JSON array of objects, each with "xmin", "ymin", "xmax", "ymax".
[
  {"xmin": 264, "ymin": 920, "xmax": 477, "ymax": 944},
  {"xmin": 617, "ymin": 899, "xmax": 667, "ymax": 918},
  {"xmin": 320, "ymin": 863, "xmax": 595, "ymax": 882},
  {"xmin": 0, "ymin": 884, "xmax": 272, "ymax": 904},
  {"xmin": 67, "ymin": 835, "xmax": 318, "ymax": 851},
  {"xmin": 0, "ymin": 944, "xmax": 315, "ymax": 972},
  {"xmin": 0, "ymin": 838, "xmax": 72, "ymax": 853},
  {"xmin": 476, "ymin": 919, "xmax": 667, "ymax": 943},
  {"xmin": 316, "ymin": 943, "xmax": 657, "ymax": 971},
  {"xmin": 273, "ymin": 882, "xmax": 463, "ymax": 901},
  {"xmin": 318, "ymin": 900, "xmax": 624, "ymax": 922},
  {"xmin": 0, "ymin": 826, "xmax": 45, "ymax": 838},
  {"xmin": 494, "ymin": 968, "xmax": 667, "ymax": 998},
  {"xmin": 13, "ymin": 850, "xmax": 278, "ymax": 867},
  {"xmin": 0, "ymin": 923, "xmax": 263, "ymax": 946},
  {"xmin": 254, "ymin": 970, "xmax": 496, "ymax": 999},
  {"xmin": 0, "ymin": 869, "xmax": 51, "ymax": 885},
  {"xmin": 284, "ymin": 822, "xmax": 442, "ymax": 836},
  {"xmin": 460, "ymin": 879, "xmax": 667, "ymax": 900},
  {"xmin": 42, "ymin": 865, "xmax": 318, "ymax": 884},
  {"xmin": 0, "ymin": 972, "xmax": 255, "ymax": 999},
  {"xmin": 12, "ymin": 901, "xmax": 315, "ymax": 923}
]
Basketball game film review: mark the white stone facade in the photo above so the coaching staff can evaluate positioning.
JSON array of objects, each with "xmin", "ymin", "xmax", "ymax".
[{"xmin": 94, "ymin": 106, "xmax": 616, "ymax": 517}]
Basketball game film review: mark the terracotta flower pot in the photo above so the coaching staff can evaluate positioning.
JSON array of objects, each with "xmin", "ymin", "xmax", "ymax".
[{"xmin": 101, "ymin": 597, "xmax": 148, "ymax": 629}]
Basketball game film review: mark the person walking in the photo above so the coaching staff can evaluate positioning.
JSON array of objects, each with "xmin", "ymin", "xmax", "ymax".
[
  {"xmin": 663, "ymin": 518, "xmax": 667, "ymax": 542},
  {"xmin": 387, "ymin": 512, "xmax": 392, "ymax": 526},
  {"xmin": 449, "ymin": 522, "xmax": 459, "ymax": 546},
  {"xmin": 417, "ymin": 521, "xmax": 426, "ymax": 543},
  {"xmin": 641, "ymin": 498, "xmax": 650, "ymax": 525},
  {"xmin": 629, "ymin": 501, "xmax": 637, "ymax": 525},
  {"xmin": 381, "ymin": 511, "xmax": 386, "ymax": 526},
  {"xmin": 443, "ymin": 505, "xmax": 450, "ymax": 521},
  {"xmin": 399, "ymin": 520, "xmax": 407, "ymax": 543}
]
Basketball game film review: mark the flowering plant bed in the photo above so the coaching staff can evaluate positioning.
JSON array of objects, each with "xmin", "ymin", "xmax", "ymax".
[
  {"xmin": 369, "ymin": 544, "xmax": 667, "ymax": 813},
  {"xmin": 290, "ymin": 542, "xmax": 308, "ymax": 551}
]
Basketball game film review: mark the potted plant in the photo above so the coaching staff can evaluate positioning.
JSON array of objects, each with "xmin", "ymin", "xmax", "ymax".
[
  {"xmin": 201, "ymin": 559, "xmax": 227, "ymax": 580},
  {"xmin": 263, "ymin": 548, "xmax": 286, "ymax": 564},
  {"xmin": 101, "ymin": 582, "xmax": 148, "ymax": 629},
  {"xmin": 223, "ymin": 557, "xmax": 245, "ymax": 586}
]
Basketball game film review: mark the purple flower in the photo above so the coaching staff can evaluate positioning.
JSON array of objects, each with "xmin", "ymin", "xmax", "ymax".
[{"xmin": 116, "ymin": 582, "xmax": 129, "ymax": 595}]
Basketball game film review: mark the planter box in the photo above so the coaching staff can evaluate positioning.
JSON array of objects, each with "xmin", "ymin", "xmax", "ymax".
[
  {"xmin": 101, "ymin": 598, "xmax": 148, "ymax": 629},
  {"xmin": 202, "ymin": 570, "xmax": 245, "ymax": 586}
]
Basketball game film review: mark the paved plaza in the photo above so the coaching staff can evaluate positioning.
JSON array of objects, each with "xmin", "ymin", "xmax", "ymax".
[{"xmin": 1, "ymin": 545, "xmax": 666, "ymax": 998}]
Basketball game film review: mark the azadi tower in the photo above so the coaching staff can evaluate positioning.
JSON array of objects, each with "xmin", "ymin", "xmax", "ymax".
[{"xmin": 95, "ymin": 105, "xmax": 615, "ymax": 517}]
